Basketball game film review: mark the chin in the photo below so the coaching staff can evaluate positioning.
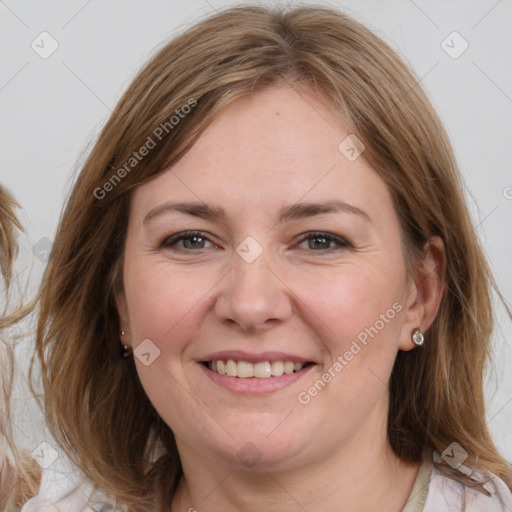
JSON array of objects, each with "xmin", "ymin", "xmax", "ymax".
[{"xmin": 196, "ymin": 417, "xmax": 319, "ymax": 472}]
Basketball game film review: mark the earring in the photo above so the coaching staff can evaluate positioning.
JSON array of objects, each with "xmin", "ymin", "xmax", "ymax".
[
  {"xmin": 120, "ymin": 330, "xmax": 131, "ymax": 357},
  {"xmin": 412, "ymin": 327, "xmax": 424, "ymax": 346}
]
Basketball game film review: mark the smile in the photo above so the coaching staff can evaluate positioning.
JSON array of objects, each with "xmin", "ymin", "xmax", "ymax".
[{"xmin": 204, "ymin": 359, "xmax": 313, "ymax": 378}]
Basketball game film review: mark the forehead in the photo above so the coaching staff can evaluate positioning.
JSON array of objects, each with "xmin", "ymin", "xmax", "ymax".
[
  {"xmin": 131, "ymin": 85, "xmax": 394, "ymax": 228},
  {"xmin": 173, "ymin": 85, "xmax": 350, "ymax": 183}
]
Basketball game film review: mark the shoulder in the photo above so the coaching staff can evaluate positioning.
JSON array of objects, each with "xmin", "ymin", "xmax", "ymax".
[{"xmin": 423, "ymin": 455, "xmax": 512, "ymax": 512}]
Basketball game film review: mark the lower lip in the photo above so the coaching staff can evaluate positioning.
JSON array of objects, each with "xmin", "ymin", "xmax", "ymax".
[{"xmin": 198, "ymin": 363, "xmax": 316, "ymax": 395}]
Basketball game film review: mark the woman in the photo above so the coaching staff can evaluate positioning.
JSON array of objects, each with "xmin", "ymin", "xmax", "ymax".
[
  {"xmin": 31, "ymin": 5, "xmax": 512, "ymax": 511},
  {"xmin": 0, "ymin": 186, "xmax": 39, "ymax": 511}
]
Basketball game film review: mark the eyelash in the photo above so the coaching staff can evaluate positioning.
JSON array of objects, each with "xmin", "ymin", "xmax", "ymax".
[{"xmin": 159, "ymin": 230, "xmax": 350, "ymax": 253}]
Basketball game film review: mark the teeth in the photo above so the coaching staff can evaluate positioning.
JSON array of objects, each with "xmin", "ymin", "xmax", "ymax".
[
  {"xmin": 207, "ymin": 359, "xmax": 307, "ymax": 378},
  {"xmin": 284, "ymin": 361, "xmax": 294, "ymax": 374},
  {"xmin": 270, "ymin": 361, "xmax": 284, "ymax": 377},
  {"xmin": 237, "ymin": 360, "xmax": 254, "ymax": 378},
  {"xmin": 226, "ymin": 359, "xmax": 237, "ymax": 377},
  {"xmin": 254, "ymin": 362, "xmax": 271, "ymax": 378}
]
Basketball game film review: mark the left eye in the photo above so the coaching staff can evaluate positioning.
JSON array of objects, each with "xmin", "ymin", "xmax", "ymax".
[{"xmin": 296, "ymin": 232, "xmax": 349, "ymax": 251}]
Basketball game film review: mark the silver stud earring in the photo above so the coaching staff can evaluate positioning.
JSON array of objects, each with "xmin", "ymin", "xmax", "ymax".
[
  {"xmin": 412, "ymin": 327, "xmax": 424, "ymax": 346},
  {"xmin": 120, "ymin": 330, "xmax": 131, "ymax": 357}
]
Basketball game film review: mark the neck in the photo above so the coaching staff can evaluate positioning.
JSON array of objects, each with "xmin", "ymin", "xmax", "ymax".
[{"xmin": 170, "ymin": 403, "xmax": 420, "ymax": 512}]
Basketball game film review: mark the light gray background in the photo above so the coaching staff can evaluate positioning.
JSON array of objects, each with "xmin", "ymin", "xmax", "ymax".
[{"xmin": 1, "ymin": 0, "xmax": 511, "ymax": 466}]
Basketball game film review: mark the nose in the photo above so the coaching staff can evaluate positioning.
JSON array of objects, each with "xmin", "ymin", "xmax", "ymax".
[{"xmin": 214, "ymin": 248, "xmax": 293, "ymax": 333}]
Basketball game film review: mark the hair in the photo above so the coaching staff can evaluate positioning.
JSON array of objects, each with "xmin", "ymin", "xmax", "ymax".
[
  {"xmin": 33, "ymin": 4, "xmax": 512, "ymax": 510},
  {"xmin": 0, "ymin": 185, "xmax": 40, "ymax": 511},
  {"xmin": 0, "ymin": 186, "xmax": 22, "ymax": 313}
]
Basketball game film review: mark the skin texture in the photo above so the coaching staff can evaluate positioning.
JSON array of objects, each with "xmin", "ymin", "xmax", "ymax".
[{"xmin": 116, "ymin": 84, "xmax": 445, "ymax": 512}]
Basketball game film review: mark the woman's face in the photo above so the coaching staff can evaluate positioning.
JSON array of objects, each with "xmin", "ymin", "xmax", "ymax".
[{"xmin": 117, "ymin": 85, "xmax": 422, "ymax": 471}]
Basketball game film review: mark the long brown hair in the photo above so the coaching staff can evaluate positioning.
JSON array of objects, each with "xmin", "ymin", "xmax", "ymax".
[
  {"xmin": 34, "ymin": 5, "xmax": 512, "ymax": 510},
  {"xmin": 0, "ymin": 186, "xmax": 40, "ymax": 511}
]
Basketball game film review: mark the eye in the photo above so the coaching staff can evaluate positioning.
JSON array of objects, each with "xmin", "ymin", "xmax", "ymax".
[
  {"xmin": 159, "ymin": 231, "xmax": 216, "ymax": 251},
  {"xmin": 296, "ymin": 232, "xmax": 350, "ymax": 252},
  {"xmin": 157, "ymin": 230, "xmax": 349, "ymax": 253}
]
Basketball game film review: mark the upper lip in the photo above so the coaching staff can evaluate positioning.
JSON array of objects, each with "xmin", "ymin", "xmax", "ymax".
[{"xmin": 199, "ymin": 350, "xmax": 316, "ymax": 364}]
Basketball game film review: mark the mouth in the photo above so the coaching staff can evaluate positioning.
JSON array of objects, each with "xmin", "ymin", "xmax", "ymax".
[
  {"xmin": 198, "ymin": 359, "xmax": 316, "ymax": 394},
  {"xmin": 197, "ymin": 351, "xmax": 318, "ymax": 394},
  {"xmin": 201, "ymin": 359, "xmax": 315, "ymax": 378}
]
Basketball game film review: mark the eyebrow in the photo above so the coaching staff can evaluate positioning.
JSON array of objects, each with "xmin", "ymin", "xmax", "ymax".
[{"xmin": 143, "ymin": 200, "xmax": 371, "ymax": 225}]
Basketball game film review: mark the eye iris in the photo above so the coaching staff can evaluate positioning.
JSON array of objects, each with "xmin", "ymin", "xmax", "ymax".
[
  {"xmin": 184, "ymin": 235, "xmax": 205, "ymax": 249},
  {"xmin": 309, "ymin": 236, "xmax": 330, "ymax": 250}
]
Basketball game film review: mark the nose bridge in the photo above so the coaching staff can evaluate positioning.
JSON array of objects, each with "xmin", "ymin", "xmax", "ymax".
[{"xmin": 215, "ymin": 238, "xmax": 292, "ymax": 330}]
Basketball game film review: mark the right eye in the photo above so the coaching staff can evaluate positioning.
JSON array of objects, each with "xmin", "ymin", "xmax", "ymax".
[{"xmin": 159, "ymin": 231, "xmax": 217, "ymax": 251}]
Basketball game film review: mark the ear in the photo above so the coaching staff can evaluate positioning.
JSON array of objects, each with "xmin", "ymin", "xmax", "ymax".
[
  {"xmin": 399, "ymin": 236, "xmax": 446, "ymax": 351},
  {"xmin": 114, "ymin": 281, "xmax": 132, "ymax": 348}
]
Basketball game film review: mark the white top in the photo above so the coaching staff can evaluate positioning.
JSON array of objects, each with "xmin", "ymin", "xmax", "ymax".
[
  {"xmin": 404, "ymin": 450, "xmax": 512, "ymax": 511},
  {"xmin": 21, "ymin": 450, "xmax": 512, "ymax": 511},
  {"xmin": 20, "ymin": 453, "xmax": 114, "ymax": 512}
]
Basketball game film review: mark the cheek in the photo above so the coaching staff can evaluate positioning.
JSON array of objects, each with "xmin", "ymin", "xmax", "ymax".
[
  {"xmin": 124, "ymin": 259, "xmax": 213, "ymax": 343},
  {"xmin": 296, "ymin": 266, "xmax": 404, "ymax": 412},
  {"xmin": 123, "ymin": 260, "xmax": 214, "ymax": 424},
  {"xmin": 293, "ymin": 259, "xmax": 405, "ymax": 349}
]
